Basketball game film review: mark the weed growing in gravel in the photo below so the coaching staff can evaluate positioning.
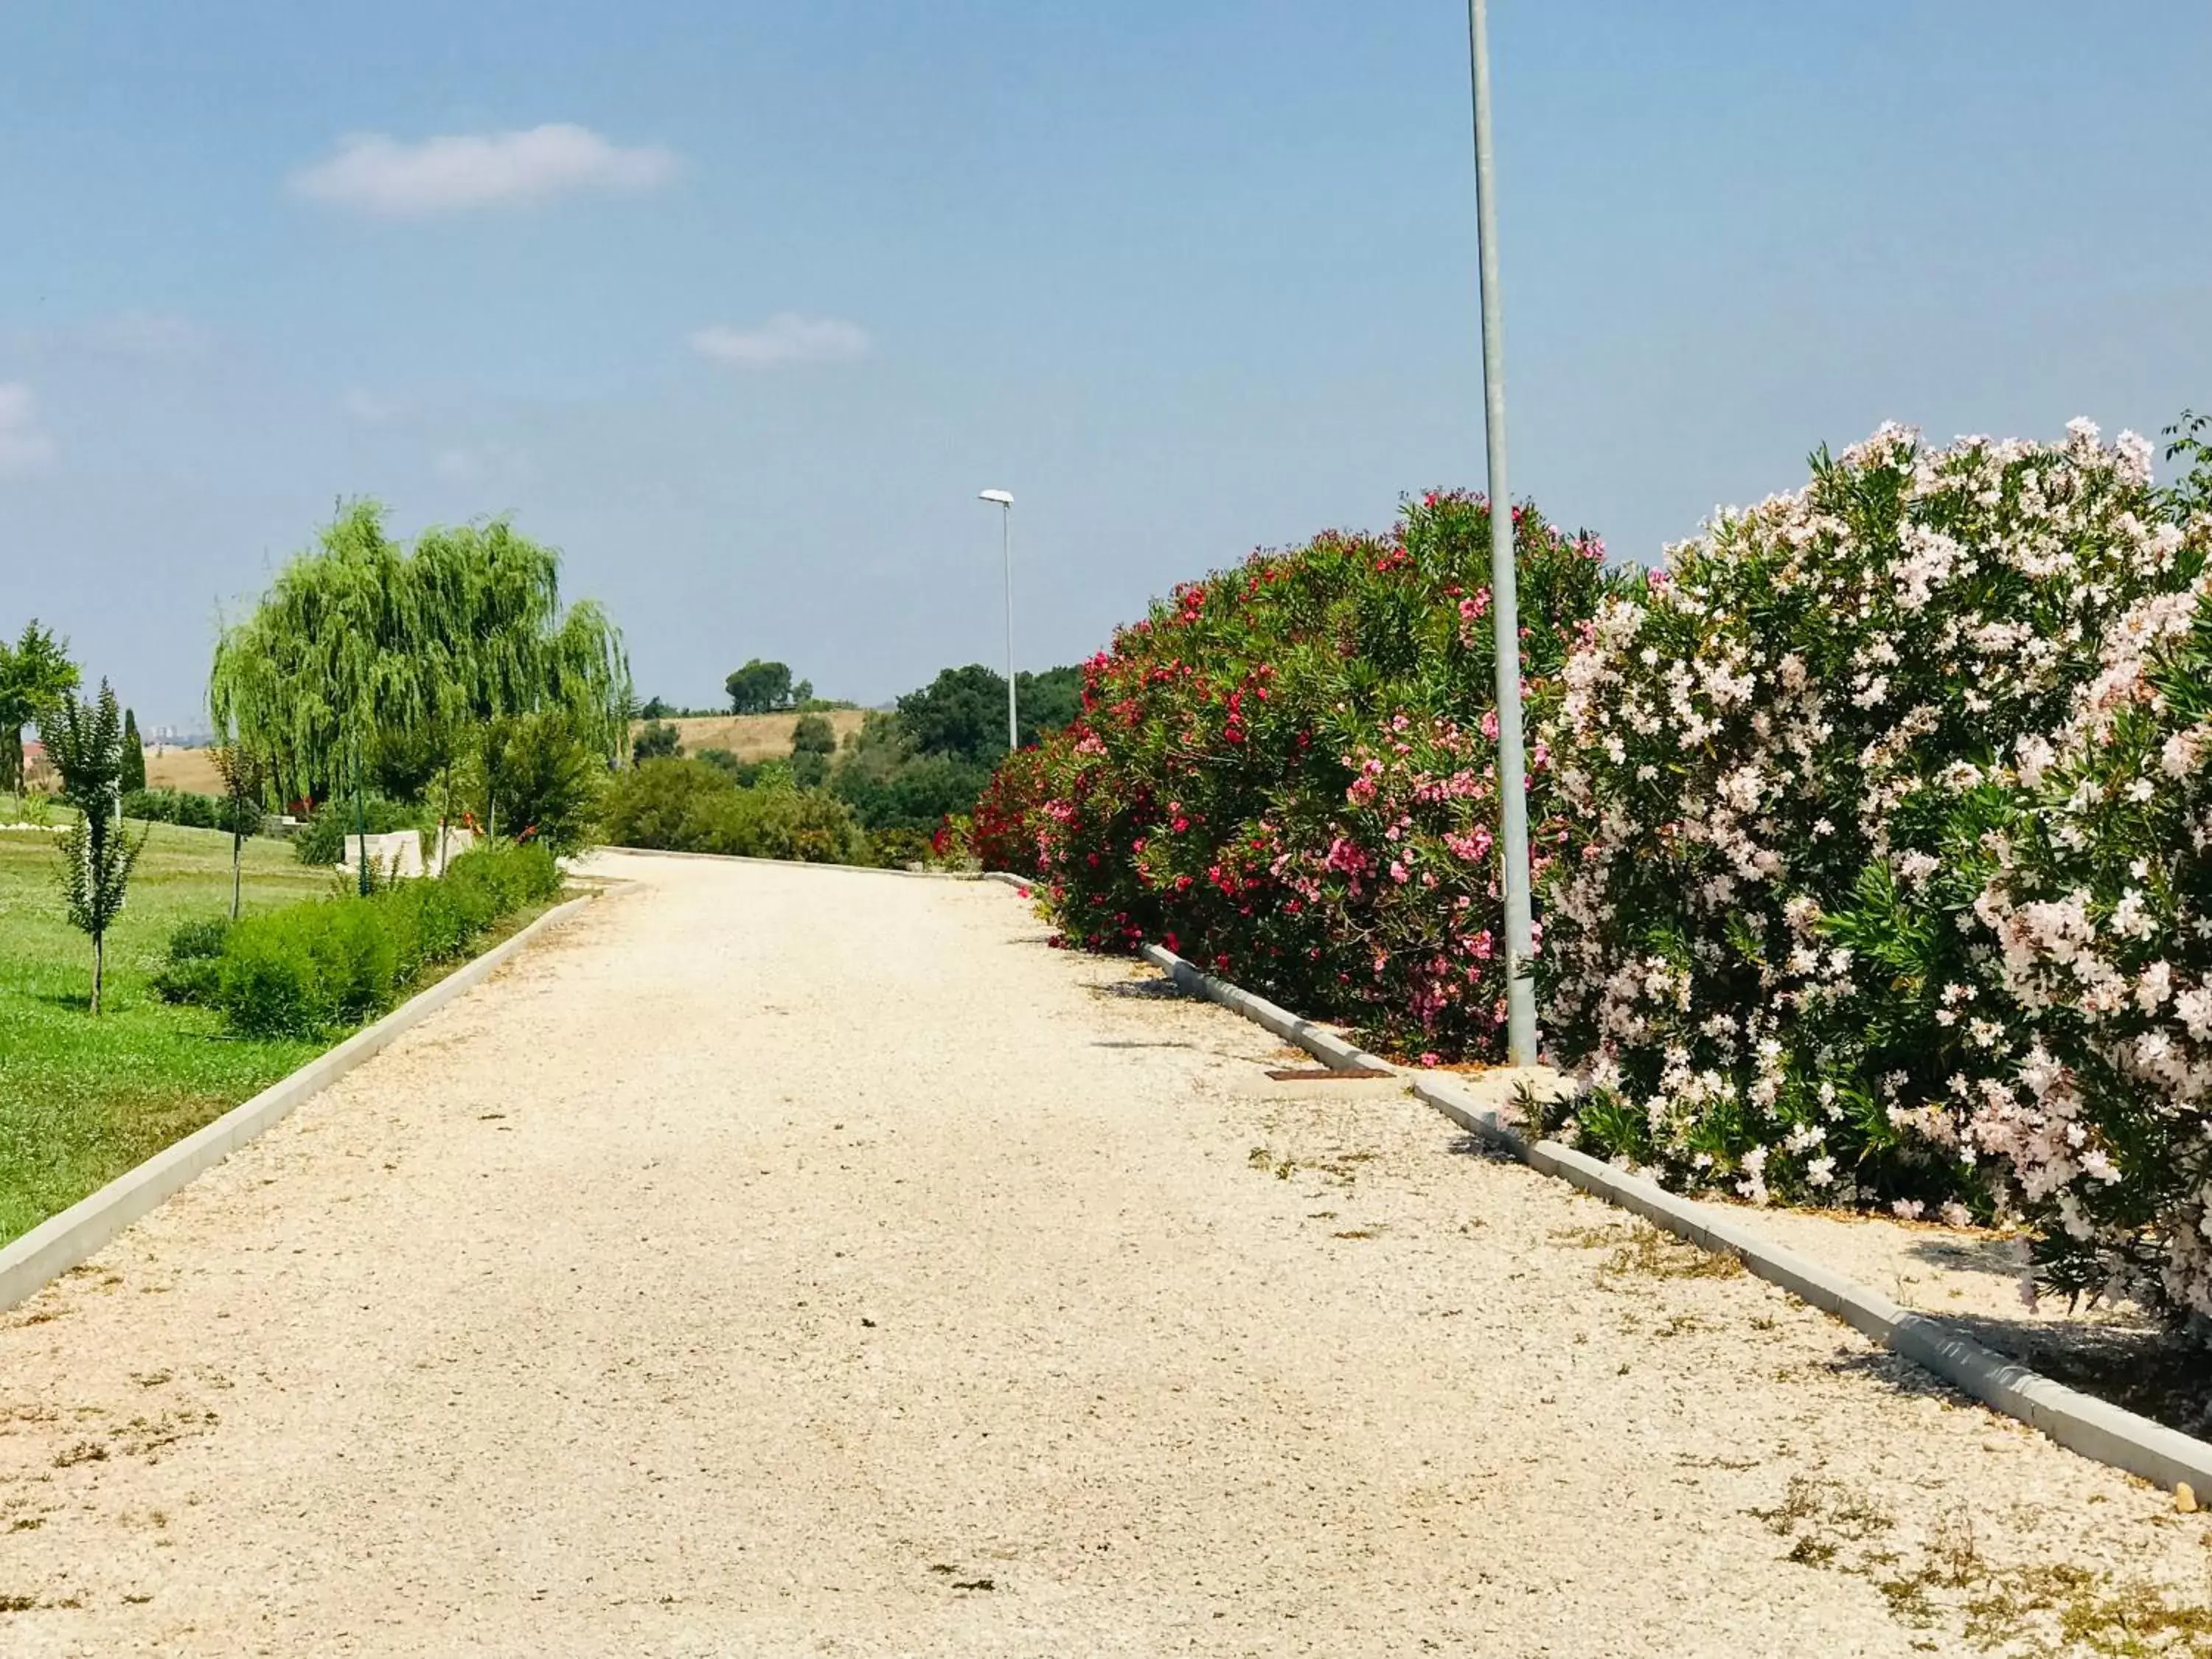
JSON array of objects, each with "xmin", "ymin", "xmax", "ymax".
[
  {"xmin": 1552, "ymin": 1219, "xmax": 1747, "ymax": 1284},
  {"xmin": 1753, "ymin": 1475, "xmax": 1895, "ymax": 1568},
  {"xmin": 1246, "ymin": 1146, "xmax": 1295, "ymax": 1180},
  {"xmin": 1604, "ymin": 1225, "xmax": 1747, "ymax": 1284},
  {"xmin": 1753, "ymin": 1480, "xmax": 2212, "ymax": 1654}
]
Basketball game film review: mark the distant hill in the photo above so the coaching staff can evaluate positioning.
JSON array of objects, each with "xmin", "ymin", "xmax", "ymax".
[{"xmin": 631, "ymin": 709, "xmax": 869, "ymax": 762}]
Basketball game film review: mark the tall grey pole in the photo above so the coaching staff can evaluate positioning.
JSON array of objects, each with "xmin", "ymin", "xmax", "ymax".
[
  {"xmin": 1469, "ymin": 0, "xmax": 1537, "ymax": 1065},
  {"xmin": 1001, "ymin": 504, "xmax": 1018, "ymax": 752}
]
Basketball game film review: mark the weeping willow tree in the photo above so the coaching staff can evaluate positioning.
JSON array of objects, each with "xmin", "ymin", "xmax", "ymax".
[
  {"xmin": 409, "ymin": 521, "xmax": 630, "ymax": 841},
  {"xmin": 210, "ymin": 503, "xmax": 630, "ymax": 888}
]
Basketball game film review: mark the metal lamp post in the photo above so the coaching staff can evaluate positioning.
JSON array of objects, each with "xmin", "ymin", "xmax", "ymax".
[
  {"xmin": 978, "ymin": 489, "xmax": 1017, "ymax": 751},
  {"xmin": 1467, "ymin": 0, "xmax": 1537, "ymax": 1065}
]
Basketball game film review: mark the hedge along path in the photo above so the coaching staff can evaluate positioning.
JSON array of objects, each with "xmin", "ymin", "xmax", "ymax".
[{"xmin": 0, "ymin": 855, "xmax": 2204, "ymax": 1657}]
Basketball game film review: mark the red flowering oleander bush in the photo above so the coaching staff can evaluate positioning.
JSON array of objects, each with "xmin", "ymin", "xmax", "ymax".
[
  {"xmin": 967, "ymin": 743, "xmax": 1052, "ymax": 878},
  {"xmin": 1005, "ymin": 490, "xmax": 1616, "ymax": 1058},
  {"xmin": 1537, "ymin": 421, "xmax": 2210, "ymax": 1235}
]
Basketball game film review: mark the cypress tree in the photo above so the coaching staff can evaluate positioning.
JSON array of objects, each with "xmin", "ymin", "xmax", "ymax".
[{"xmin": 121, "ymin": 707, "xmax": 147, "ymax": 793}]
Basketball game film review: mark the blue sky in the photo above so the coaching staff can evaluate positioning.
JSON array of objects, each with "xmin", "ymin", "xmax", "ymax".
[{"xmin": 2, "ymin": 1, "xmax": 2208, "ymax": 728}]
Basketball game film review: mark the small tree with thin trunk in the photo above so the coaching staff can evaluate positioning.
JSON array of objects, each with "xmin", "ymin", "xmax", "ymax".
[
  {"xmin": 44, "ymin": 680, "xmax": 147, "ymax": 1014},
  {"xmin": 209, "ymin": 743, "xmax": 268, "ymax": 919},
  {"xmin": 0, "ymin": 619, "xmax": 80, "ymax": 797}
]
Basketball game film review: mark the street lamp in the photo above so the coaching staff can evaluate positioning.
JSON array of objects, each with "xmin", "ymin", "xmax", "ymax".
[
  {"xmin": 978, "ymin": 489, "xmax": 1017, "ymax": 753},
  {"xmin": 1467, "ymin": 0, "xmax": 1537, "ymax": 1066}
]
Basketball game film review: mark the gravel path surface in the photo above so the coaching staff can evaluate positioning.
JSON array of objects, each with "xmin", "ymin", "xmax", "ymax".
[{"xmin": 3, "ymin": 851, "xmax": 2208, "ymax": 1657}]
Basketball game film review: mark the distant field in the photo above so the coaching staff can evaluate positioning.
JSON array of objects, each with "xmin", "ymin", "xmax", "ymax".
[
  {"xmin": 145, "ymin": 712, "xmax": 876, "ymax": 792},
  {"xmin": 637, "ymin": 709, "xmax": 870, "ymax": 762},
  {"xmin": 144, "ymin": 746, "xmax": 226, "ymax": 794}
]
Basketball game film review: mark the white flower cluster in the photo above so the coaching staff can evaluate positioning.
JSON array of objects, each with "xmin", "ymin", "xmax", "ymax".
[
  {"xmin": 1970, "ymin": 558, "xmax": 2212, "ymax": 1314},
  {"xmin": 1539, "ymin": 422, "xmax": 2207, "ymax": 1280}
]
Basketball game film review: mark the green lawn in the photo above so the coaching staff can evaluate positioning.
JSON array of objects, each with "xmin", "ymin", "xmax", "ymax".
[{"xmin": 0, "ymin": 815, "xmax": 332, "ymax": 1243}]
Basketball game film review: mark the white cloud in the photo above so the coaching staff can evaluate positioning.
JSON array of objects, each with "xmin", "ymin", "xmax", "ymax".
[
  {"xmin": 433, "ymin": 448, "xmax": 484, "ymax": 482},
  {"xmin": 84, "ymin": 310, "xmax": 213, "ymax": 360},
  {"xmin": 0, "ymin": 383, "xmax": 57, "ymax": 478},
  {"xmin": 689, "ymin": 313, "xmax": 872, "ymax": 367},
  {"xmin": 289, "ymin": 124, "xmax": 678, "ymax": 218}
]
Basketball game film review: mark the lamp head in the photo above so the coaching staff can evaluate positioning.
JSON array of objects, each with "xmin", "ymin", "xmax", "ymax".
[{"xmin": 977, "ymin": 489, "xmax": 1014, "ymax": 507}]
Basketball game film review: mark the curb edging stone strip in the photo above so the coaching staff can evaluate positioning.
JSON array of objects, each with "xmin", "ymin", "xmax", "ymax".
[
  {"xmin": 1138, "ymin": 940, "xmax": 2212, "ymax": 1495},
  {"xmin": 0, "ymin": 893, "xmax": 596, "ymax": 1314}
]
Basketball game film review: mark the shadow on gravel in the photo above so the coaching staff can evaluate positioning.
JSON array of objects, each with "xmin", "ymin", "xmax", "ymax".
[
  {"xmin": 1440, "ymin": 1131, "xmax": 1530, "ymax": 1166},
  {"xmin": 1912, "ymin": 1311, "xmax": 2208, "ymax": 1438},
  {"xmin": 1903, "ymin": 1235, "xmax": 2020, "ymax": 1278},
  {"xmin": 1820, "ymin": 1346, "xmax": 1966, "ymax": 1404},
  {"xmin": 1091, "ymin": 978, "xmax": 1189, "ymax": 1001},
  {"xmin": 1791, "ymin": 1298, "xmax": 2212, "ymax": 1439}
]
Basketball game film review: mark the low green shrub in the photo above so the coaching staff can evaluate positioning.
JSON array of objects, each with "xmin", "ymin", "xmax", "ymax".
[
  {"xmin": 632, "ymin": 719, "xmax": 683, "ymax": 763},
  {"xmin": 598, "ymin": 758, "xmax": 868, "ymax": 863},
  {"xmin": 600, "ymin": 758, "xmax": 731, "ymax": 846},
  {"xmin": 865, "ymin": 826, "xmax": 933, "ymax": 869},
  {"xmin": 150, "ymin": 916, "xmax": 232, "ymax": 1005},
  {"xmin": 480, "ymin": 711, "xmax": 607, "ymax": 855},
  {"xmin": 446, "ymin": 841, "xmax": 563, "ymax": 911},
  {"xmin": 219, "ymin": 900, "xmax": 396, "ymax": 1037},
  {"xmin": 695, "ymin": 747, "xmax": 758, "ymax": 785},
  {"xmin": 684, "ymin": 779, "xmax": 869, "ymax": 863},
  {"xmin": 201, "ymin": 842, "xmax": 561, "ymax": 1038},
  {"xmin": 122, "ymin": 788, "xmax": 262, "ymax": 835}
]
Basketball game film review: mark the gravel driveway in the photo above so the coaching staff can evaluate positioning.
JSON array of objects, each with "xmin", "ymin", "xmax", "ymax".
[{"xmin": 1, "ymin": 851, "xmax": 2205, "ymax": 1657}]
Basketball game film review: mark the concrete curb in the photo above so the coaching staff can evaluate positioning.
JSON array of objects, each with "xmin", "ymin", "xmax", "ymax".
[
  {"xmin": 1141, "ymin": 942, "xmax": 2212, "ymax": 1497},
  {"xmin": 0, "ymin": 894, "xmax": 596, "ymax": 1314},
  {"xmin": 1139, "ymin": 945, "xmax": 1394, "ymax": 1073}
]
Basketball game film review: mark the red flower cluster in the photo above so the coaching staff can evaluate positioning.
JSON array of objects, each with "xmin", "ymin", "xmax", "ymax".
[{"xmin": 967, "ymin": 490, "xmax": 1617, "ymax": 1059}]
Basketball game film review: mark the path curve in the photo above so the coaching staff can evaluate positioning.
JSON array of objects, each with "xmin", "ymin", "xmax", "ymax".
[{"xmin": 0, "ymin": 852, "xmax": 2200, "ymax": 1656}]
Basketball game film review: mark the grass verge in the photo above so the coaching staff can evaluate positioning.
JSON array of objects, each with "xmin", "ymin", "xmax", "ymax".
[{"xmin": 0, "ymin": 817, "xmax": 552, "ymax": 1245}]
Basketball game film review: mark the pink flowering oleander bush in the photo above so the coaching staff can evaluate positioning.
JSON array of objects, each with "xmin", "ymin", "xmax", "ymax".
[
  {"xmin": 1538, "ymin": 421, "xmax": 2207, "ymax": 1224},
  {"xmin": 1962, "ymin": 441, "xmax": 2212, "ymax": 1313},
  {"xmin": 1006, "ymin": 490, "xmax": 1619, "ymax": 1059}
]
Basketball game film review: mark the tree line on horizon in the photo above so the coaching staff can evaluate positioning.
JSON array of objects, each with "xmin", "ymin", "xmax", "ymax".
[{"xmin": 613, "ymin": 659, "xmax": 1083, "ymax": 864}]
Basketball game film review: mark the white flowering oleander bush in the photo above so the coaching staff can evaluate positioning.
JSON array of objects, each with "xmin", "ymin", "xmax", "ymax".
[
  {"xmin": 1537, "ymin": 421, "xmax": 2206, "ymax": 1225},
  {"xmin": 1969, "ymin": 560, "xmax": 2212, "ymax": 1315}
]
